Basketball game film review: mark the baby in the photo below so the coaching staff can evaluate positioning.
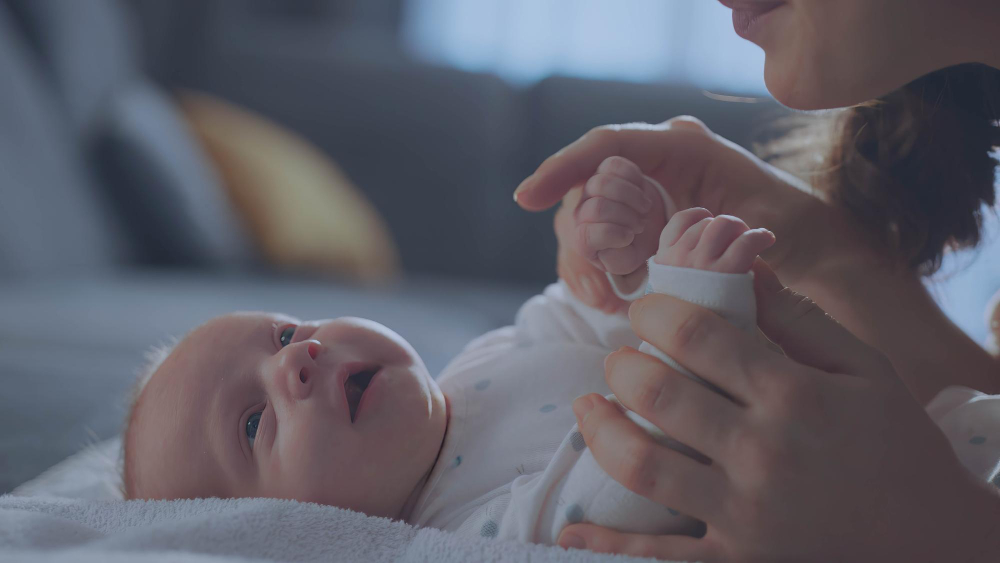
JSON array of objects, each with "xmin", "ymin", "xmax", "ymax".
[{"xmin": 123, "ymin": 156, "xmax": 775, "ymax": 545}]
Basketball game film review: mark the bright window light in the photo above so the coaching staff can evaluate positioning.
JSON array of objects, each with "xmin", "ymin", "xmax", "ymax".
[{"xmin": 401, "ymin": 0, "xmax": 768, "ymax": 94}]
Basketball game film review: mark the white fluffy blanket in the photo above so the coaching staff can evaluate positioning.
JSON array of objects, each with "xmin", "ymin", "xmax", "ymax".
[{"xmin": 1, "ymin": 440, "xmax": 676, "ymax": 563}]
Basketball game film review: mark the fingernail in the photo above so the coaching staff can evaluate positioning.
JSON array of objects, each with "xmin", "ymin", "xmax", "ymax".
[
  {"xmin": 573, "ymin": 395, "xmax": 595, "ymax": 420},
  {"xmin": 628, "ymin": 299, "xmax": 639, "ymax": 321},
  {"xmin": 513, "ymin": 176, "xmax": 534, "ymax": 202},
  {"xmin": 632, "ymin": 223, "xmax": 645, "ymax": 234},
  {"xmin": 559, "ymin": 532, "xmax": 586, "ymax": 550},
  {"xmin": 603, "ymin": 347, "xmax": 626, "ymax": 371}
]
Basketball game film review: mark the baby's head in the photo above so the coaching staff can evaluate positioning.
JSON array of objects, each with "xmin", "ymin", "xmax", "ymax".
[{"xmin": 123, "ymin": 312, "xmax": 447, "ymax": 518}]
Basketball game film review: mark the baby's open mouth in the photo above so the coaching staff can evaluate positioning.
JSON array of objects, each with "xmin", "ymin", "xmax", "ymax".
[{"xmin": 345, "ymin": 367, "xmax": 379, "ymax": 423}]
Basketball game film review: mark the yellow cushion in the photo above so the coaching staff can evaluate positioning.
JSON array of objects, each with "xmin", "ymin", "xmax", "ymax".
[{"xmin": 177, "ymin": 91, "xmax": 399, "ymax": 282}]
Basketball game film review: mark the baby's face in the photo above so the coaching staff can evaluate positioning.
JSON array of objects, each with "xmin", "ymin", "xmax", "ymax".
[{"xmin": 128, "ymin": 312, "xmax": 447, "ymax": 518}]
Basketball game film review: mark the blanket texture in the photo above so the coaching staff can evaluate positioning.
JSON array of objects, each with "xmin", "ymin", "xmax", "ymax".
[
  {"xmin": 2, "ymin": 440, "xmax": 683, "ymax": 563},
  {"xmin": 0, "ymin": 496, "xmax": 675, "ymax": 563}
]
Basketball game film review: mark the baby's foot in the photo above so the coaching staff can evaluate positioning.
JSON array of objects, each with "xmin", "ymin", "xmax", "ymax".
[
  {"xmin": 573, "ymin": 156, "xmax": 668, "ymax": 276},
  {"xmin": 654, "ymin": 208, "xmax": 775, "ymax": 274}
]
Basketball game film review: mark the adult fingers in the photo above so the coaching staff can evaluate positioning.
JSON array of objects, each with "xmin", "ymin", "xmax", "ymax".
[
  {"xmin": 628, "ymin": 293, "xmax": 799, "ymax": 404},
  {"xmin": 572, "ymin": 393, "xmax": 726, "ymax": 521},
  {"xmin": 514, "ymin": 120, "xmax": 715, "ymax": 212},
  {"xmin": 714, "ymin": 229, "xmax": 775, "ymax": 273},
  {"xmin": 557, "ymin": 524, "xmax": 714, "ymax": 562},
  {"xmin": 751, "ymin": 259, "xmax": 892, "ymax": 377},
  {"xmin": 666, "ymin": 115, "xmax": 712, "ymax": 133},
  {"xmin": 605, "ymin": 348, "xmax": 747, "ymax": 462}
]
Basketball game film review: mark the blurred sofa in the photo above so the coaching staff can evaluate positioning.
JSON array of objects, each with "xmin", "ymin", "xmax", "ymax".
[{"xmin": 0, "ymin": 0, "xmax": 792, "ymax": 493}]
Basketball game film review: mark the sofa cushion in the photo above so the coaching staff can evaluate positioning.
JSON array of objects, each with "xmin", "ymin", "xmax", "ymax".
[
  {"xmin": 92, "ymin": 81, "xmax": 256, "ymax": 267},
  {"xmin": 0, "ymin": 3, "xmax": 128, "ymax": 277}
]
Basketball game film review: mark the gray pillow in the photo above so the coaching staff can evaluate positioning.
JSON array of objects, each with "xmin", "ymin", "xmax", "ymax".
[{"xmin": 91, "ymin": 80, "xmax": 257, "ymax": 267}]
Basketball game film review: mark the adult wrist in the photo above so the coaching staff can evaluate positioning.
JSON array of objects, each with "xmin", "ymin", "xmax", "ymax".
[{"xmin": 964, "ymin": 481, "xmax": 1000, "ymax": 563}]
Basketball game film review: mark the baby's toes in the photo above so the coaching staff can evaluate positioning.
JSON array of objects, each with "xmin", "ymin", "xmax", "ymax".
[{"xmin": 714, "ymin": 228, "xmax": 776, "ymax": 273}]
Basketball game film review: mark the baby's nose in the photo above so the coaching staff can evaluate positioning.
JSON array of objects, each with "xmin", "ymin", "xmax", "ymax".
[{"xmin": 278, "ymin": 339, "xmax": 322, "ymax": 401}]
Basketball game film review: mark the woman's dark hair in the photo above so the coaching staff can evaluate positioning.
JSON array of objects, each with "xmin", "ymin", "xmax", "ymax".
[
  {"xmin": 826, "ymin": 63, "xmax": 1000, "ymax": 274},
  {"xmin": 764, "ymin": 63, "xmax": 1000, "ymax": 275}
]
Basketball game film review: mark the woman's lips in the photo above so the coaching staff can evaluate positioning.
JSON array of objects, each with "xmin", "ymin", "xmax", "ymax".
[{"xmin": 722, "ymin": 1, "xmax": 786, "ymax": 40}]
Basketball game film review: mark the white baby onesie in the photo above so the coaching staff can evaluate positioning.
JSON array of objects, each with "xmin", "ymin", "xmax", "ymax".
[{"xmin": 408, "ymin": 260, "xmax": 756, "ymax": 544}]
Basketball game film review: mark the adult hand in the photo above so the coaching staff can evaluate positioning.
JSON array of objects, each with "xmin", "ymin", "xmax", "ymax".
[
  {"xmin": 516, "ymin": 117, "xmax": 879, "ymax": 288},
  {"xmin": 558, "ymin": 260, "xmax": 1000, "ymax": 562},
  {"xmin": 553, "ymin": 186, "xmax": 631, "ymax": 314}
]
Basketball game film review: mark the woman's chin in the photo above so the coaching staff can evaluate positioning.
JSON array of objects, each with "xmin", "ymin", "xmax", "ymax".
[{"xmin": 764, "ymin": 61, "xmax": 857, "ymax": 111}]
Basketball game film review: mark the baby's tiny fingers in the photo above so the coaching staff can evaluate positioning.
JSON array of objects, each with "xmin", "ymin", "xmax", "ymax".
[
  {"xmin": 694, "ymin": 215, "xmax": 750, "ymax": 262},
  {"xmin": 658, "ymin": 208, "xmax": 713, "ymax": 250},
  {"xmin": 715, "ymin": 229, "xmax": 776, "ymax": 273},
  {"xmin": 596, "ymin": 156, "xmax": 646, "ymax": 189},
  {"xmin": 674, "ymin": 216, "xmax": 714, "ymax": 252},
  {"xmin": 576, "ymin": 197, "xmax": 644, "ymax": 233},
  {"xmin": 577, "ymin": 223, "xmax": 635, "ymax": 259},
  {"xmin": 584, "ymin": 173, "xmax": 652, "ymax": 213}
]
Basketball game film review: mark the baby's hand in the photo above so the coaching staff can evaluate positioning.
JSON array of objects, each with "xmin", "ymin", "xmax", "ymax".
[
  {"xmin": 654, "ymin": 208, "xmax": 775, "ymax": 274},
  {"xmin": 573, "ymin": 156, "xmax": 668, "ymax": 275}
]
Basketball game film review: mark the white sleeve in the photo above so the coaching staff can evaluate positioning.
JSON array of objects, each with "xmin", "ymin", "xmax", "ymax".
[
  {"xmin": 926, "ymin": 386, "xmax": 1000, "ymax": 484},
  {"xmin": 513, "ymin": 281, "xmax": 640, "ymax": 352},
  {"xmin": 637, "ymin": 260, "xmax": 757, "ymax": 396},
  {"xmin": 485, "ymin": 405, "xmax": 703, "ymax": 545}
]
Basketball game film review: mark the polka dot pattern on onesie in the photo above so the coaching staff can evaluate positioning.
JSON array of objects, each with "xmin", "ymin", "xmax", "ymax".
[
  {"xmin": 566, "ymin": 504, "xmax": 584, "ymax": 524},
  {"xmin": 480, "ymin": 520, "xmax": 499, "ymax": 538},
  {"xmin": 970, "ymin": 435, "xmax": 987, "ymax": 445},
  {"xmin": 570, "ymin": 432, "xmax": 586, "ymax": 452},
  {"xmin": 540, "ymin": 404, "xmax": 556, "ymax": 413},
  {"xmin": 475, "ymin": 379, "xmax": 491, "ymax": 391}
]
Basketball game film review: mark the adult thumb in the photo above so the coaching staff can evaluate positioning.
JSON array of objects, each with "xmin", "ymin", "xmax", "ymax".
[{"xmin": 752, "ymin": 259, "xmax": 885, "ymax": 376}]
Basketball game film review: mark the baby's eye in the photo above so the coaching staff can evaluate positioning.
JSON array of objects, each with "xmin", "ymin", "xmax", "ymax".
[
  {"xmin": 279, "ymin": 326, "xmax": 296, "ymax": 348},
  {"xmin": 246, "ymin": 412, "xmax": 262, "ymax": 449}
]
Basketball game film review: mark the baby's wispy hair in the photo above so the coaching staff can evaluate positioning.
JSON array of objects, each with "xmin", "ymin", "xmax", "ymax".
[{"xmin": 119, "ymin": 339, "xmax": 177, "ymax": 498}]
